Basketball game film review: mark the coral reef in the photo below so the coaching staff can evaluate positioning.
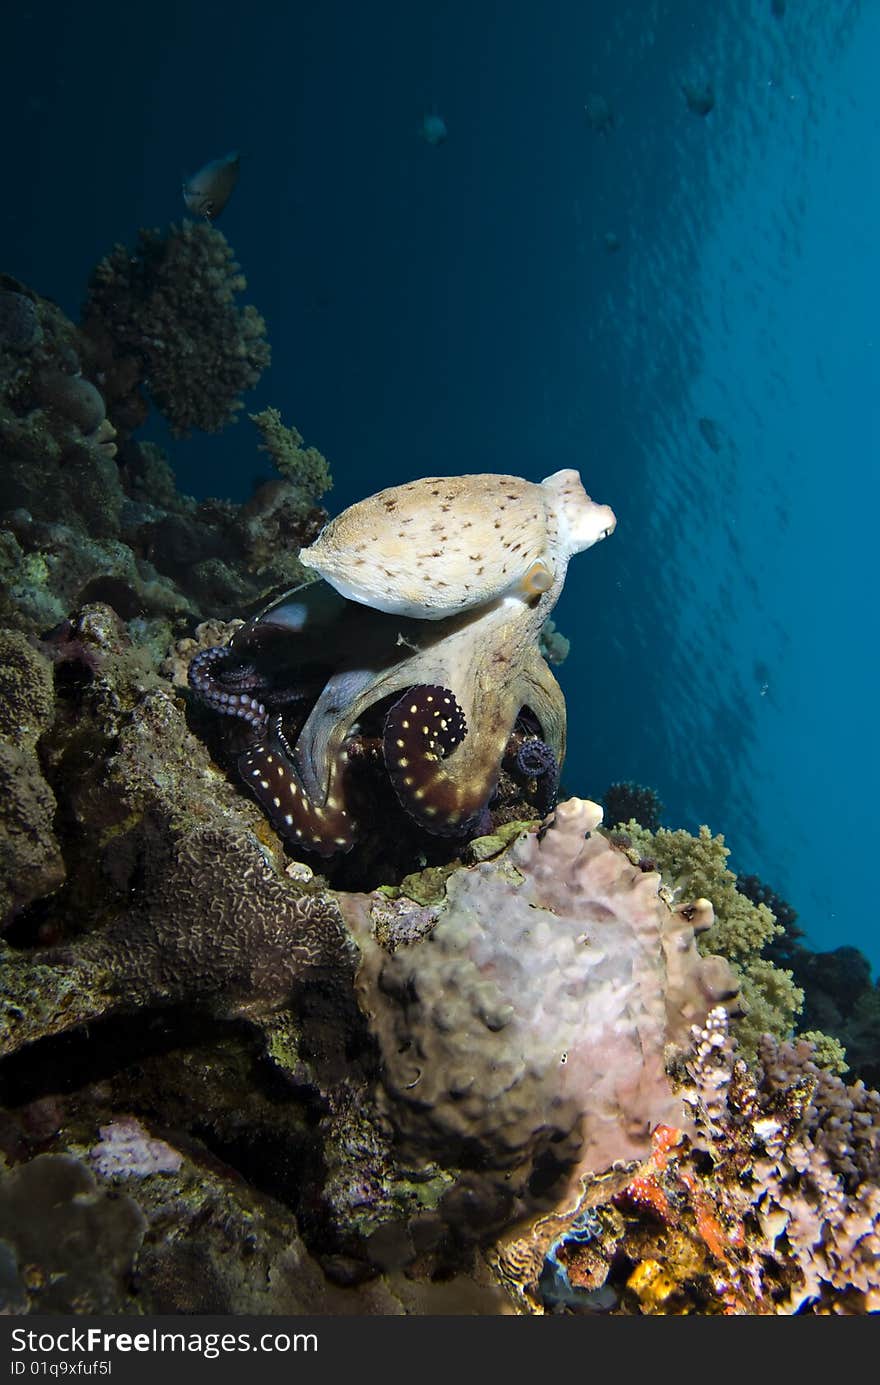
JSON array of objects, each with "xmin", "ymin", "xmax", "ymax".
[
  {"xmin": 504, "ymin": 1013, "xmax": 879, "ymax": 1315},
  {"xmin": 1, "ymin": 277, "xmax": 121, "ymax": 565},
  {"xmin": 0, "ymin": 592, "xmax": 877, "ymax": 1313},
  {"xmin": 0, "ymin": 1138, "xmax": 505, "ymax": 1316},
  {"xmin": 82, "ymin": 220, "xmax": 270, "ymax": 436},
  {"xmin": 0, "ymin": 260, "xmax": 876, "ymax": 1318},
  {"xmin": 0, "ymin": 276, "xmax": 323, "ymax": 629}
]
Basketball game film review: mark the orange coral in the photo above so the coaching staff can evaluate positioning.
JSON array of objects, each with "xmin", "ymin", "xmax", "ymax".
[
  {"xmin": 615, "ymin": 1124, "xmax": 683, "ymax": 1220},
  {"xmin": 649, "ymin": 1123, "xmax": 682, "ymax": 1170},
  {"xmin": 677, "ymin": 1166, "xmax": 743, "ymax": 1262}
]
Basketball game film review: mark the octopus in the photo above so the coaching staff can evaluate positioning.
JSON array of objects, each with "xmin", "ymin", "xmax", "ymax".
[{"xmin": 189, "ymin": 469, "xmax": 616, "ymax": 856}]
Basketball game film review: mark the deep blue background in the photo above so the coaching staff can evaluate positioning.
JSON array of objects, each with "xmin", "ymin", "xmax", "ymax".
[{"xmin": 2, "ymin": 1, "xmax": 875, "ymax": 965}]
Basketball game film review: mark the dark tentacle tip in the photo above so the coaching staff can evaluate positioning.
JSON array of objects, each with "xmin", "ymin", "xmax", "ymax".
[
  {"xmin": 465, "ymin": 805, "xmax": 494, "ymax": 840},
  {"xmin": 513, "ymin": 737, "xmax": 559, "ymax": 815}
]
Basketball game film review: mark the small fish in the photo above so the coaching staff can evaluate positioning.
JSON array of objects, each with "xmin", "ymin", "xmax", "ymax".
[
  {"xmin": 681, "ymin": 81, "xmax": 714, "ymax": 117},
  {"xmin": 182, "ymin": 151, "xmax": 240, "ymax": 219},
  {"xmin": 698, "ymin": 416, "xmax": 723, "ymax": 453},
  {"xmin": 418, "ymin": 112, "xmax": 447, "ymax": 146}
]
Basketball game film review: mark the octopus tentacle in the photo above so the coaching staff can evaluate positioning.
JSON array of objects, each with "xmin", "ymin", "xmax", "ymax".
[
  {"xmin": 189, "ymin": 646, "xmax": 269, "ymax": 732},
  {"xmin": 514, "ymin": 736, "xmax": 559, "ymax": 815},
  {"xmin": 262, "ymin": 682, "xmax": 317, "ymax": 710},
  {"xmin": 384, "ymin": 684, "xmax": 501, "ymax": 836},
  {"xmin": 239, "ymin": 714, "xmax": 357, "ymax": 857}
]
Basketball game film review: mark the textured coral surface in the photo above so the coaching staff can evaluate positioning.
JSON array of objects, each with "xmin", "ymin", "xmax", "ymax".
[{"xmin": 351, "ymin": 799, "xmax": 735, "ymax": 1242}]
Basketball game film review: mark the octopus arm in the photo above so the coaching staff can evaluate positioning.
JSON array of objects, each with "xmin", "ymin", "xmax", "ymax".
[
  {"xmin": 239, "ymin": 717, "xmax": 356, "ymax": 857},
  {"xmin": 241, "ymin": 665, "xmax": 388, "ymax": 855},
  {"xmin": 515, "ymin": 646, "xmax": 567, "ymax": 768},
  {"xmin": 383, "ymin": 683, "xmax": 516, "ymax": 835}
]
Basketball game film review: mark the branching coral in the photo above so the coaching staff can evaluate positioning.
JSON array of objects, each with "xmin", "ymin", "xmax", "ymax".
[
  {"xmin": 615, "ymin": 820, "xmax": 803, "ymax": 1053},
  {"xmin": 82, "ymin": 221, "xmax": 270, "ymax": 436},
  {"xmin": 737, "ymin": 871, "xmax": 800, "ymax": 939},
  {"xmin": 603, "ymin": 780, "xmax": 663, "ymax": 832},
  {"xmin": 679, "ymin": 1015, "xmax": 880, "ymax": 1312},
  {"xmin": 250, "ymin": 407, "xmax": 332, "ymax": 498},
  {"xmin": 500, "ymin": 1013, "xmax": 880, "ymax": 1314},
  {"xmin": 234, "ymin": 411, "xmax": 332, "ymax": 577},
  {"xmin": 619, "ymin": 823, "xmax": 778, "ymax": 958}
]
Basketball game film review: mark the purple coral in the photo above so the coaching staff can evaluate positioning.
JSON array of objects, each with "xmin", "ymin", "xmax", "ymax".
[
  {"xmin": 680, "ymin": 1013, "xmax": 880, "ymax": 1311},
  {"xmin": 90, "ymin": 1117, "xmax": 183, "ymax": 1179}
]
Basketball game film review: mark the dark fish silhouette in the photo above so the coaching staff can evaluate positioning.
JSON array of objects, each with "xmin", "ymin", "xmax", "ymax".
[{"xmin": 182, "ymin": 151, "xmax": 240, "ymax": 219}]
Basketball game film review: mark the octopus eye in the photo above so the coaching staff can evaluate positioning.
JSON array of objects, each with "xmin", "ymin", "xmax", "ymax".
[{"xmin": 519, "ymin": 559, "xmax": 554, "ymax": 598}]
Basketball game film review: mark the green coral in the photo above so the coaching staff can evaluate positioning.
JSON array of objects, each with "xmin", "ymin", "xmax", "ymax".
[
  {"xmin": 250, "ymin": 407, "xmax": 332, "ymax": 499},
  {"xmin": 799, "ymin": 1029, "xmax": 849, "ymax": 1076},
  {"xmin": 736, "ymin": 959, "xmax": 805, "ymax": 1058},
  {"xmin": 616, "ymin": 819, "xmax": 803, "ymax": 1054},
  {"xmin": 619, "ymin": 821, "xmax": 779, "ymax": 957}
]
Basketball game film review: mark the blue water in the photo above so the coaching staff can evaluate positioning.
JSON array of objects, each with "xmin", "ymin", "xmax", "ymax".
[{"xmin": 2, "ymin": 0, "xmax": 875, "ymax": 966}]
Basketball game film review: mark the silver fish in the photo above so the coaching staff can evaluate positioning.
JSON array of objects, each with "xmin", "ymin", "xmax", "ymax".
[{"xmin": 182, "ymin": 151, "xmax": 240, "ymax": 219}]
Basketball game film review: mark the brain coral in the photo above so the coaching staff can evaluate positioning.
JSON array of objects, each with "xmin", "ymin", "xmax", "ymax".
[
  {"xmin": 352, "ymin": 799, "xmax": 738, "ymax": 1239},
  {"xmin": 82, "ymin": 221, "xmax": 270, "ymax": 436}
]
